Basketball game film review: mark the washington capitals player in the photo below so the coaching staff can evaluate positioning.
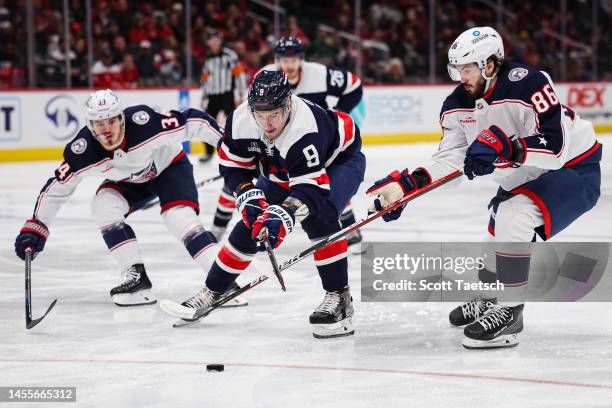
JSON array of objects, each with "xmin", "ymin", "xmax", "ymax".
[
  {"xmin": 168, "ymin": 71, "xmax": 366, "ymax": 338},
  {"xmin": 367, "ymin": 27, "xmax": 601, "ymax": 349},
  {"xmin": 210, "ymin": 36, "xmax": 364, "ymax": 249},
  {"xmin": 14, "ymin": 90, "xmax": 226, "ymax": 307}
]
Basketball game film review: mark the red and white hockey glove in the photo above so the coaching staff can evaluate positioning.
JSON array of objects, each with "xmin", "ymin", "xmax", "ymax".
[
  {"xmin": 366, "ymin": 169, "xmax": 418, "ymax": 221},
  {"xmin": 235, "ymin": 182, "xmax": 269, "ymax": 229},
  {"xmin": 15, "ymin": 218, "xmax": 49, "ymax": 260},
  {"xmin": 252, "ymin": 205, "xmax": 295, "ymax": 249}
]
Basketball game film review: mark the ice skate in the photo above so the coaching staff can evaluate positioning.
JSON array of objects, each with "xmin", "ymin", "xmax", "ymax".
[
  {"xmin": 110, "ymin": 263, "xmax": 156, "ymax": 306},
  {"xmin": 309, "ymin": 286, "xmax": 355, "ymax": 338}
]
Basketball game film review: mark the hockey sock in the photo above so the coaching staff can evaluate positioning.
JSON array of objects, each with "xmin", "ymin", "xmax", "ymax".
[
  {"xmin": 182, "ymin": 226, "xmax": 217, "ymax": 268},
  {"xmin": 206, "ymin": 243, "xmax": 253, "ymax": 292},
  {"xmin": 101, "ymin": 222, "xmax": 143, "ymax": 270},
  {"xmin": 214, "ymin": 186, "xmax": 236, "ymax": 228},
  {"xmin": 314, "ymin": 239, "xmax": 349, "ymax": 291},
  {"xmin": 495, "ymin": 244, "xmax": 531, "ymax": 305}
]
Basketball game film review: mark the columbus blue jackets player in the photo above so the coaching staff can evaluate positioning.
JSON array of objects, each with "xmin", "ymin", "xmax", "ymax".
[
  {"xmin": 14, "ymin": 89, "xmax": 229, "ymax": 307},
  {"xmin": 210, "ymin": 36, "xmax": 365, "ymax": 249},
  {"xmin": 167, "ymin": 71, "xmax": 366, "ymax": 338},
  {"xmin": 367, "ymin": 27, "xmax": 601, "ymax": 349}
]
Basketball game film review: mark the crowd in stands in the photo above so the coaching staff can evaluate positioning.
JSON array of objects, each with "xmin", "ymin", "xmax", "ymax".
[{"xmin": 1, "ymin": 0, "xmax": 611, "ymax": 89}]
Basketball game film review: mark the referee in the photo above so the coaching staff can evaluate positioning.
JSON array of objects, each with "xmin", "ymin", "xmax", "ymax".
[{"xmin": 199, "ymin": 30, "xmax": 247, "ymax": 162}]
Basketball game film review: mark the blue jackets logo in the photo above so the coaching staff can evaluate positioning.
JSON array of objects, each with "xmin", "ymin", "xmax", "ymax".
[{"xmin": 45, "ymin": 94, "xmax": 81, "ymax": 141}]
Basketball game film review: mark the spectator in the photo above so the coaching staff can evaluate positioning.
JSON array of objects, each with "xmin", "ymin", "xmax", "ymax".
[
  {"xmin": 91, "ymin": 50, "xmax": 120, "ymax": 88},
  {"xmin": 136, "ymin": 40, "xmax": 159, "ymax": 86},
  {"xmin": 117, "ymin": 53, "xmax": 139, "ymax": 88}
]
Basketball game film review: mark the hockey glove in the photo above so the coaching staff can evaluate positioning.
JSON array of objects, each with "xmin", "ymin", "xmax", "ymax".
[
  {"xmin": 366, "ymin": 169, "xmax": 418, "ymax": 222},
  {"xmin": 252, "ymin": 205, "xmax": 295, "ymax": 249},
  {"xmin": 235, "ymin": 182, "xmax": 269, "ymax": 228},
  {"xmin": 464, "ymin": 126, "xmax": 525, "ymax": 180},
  {"xmin": 15, "ymin": 218, "xmax": 49, "ymax": 260}
]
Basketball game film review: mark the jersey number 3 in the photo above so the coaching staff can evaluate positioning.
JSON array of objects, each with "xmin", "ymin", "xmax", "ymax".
[{"xmin": 530, "ymin": 84, "xmax": 559, "ymax": 114}]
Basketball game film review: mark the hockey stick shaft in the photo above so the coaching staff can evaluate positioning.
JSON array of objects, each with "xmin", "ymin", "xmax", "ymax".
[
  {"xmin": 25, "ymin": 248, "xmax": 58, "ymax": 329},
  {"xmin": 142, "ymin": 174, "xmax": 223, "ymax": 210},
  {"xmin": 196, "ymin": 170, "xmax": 462, "ymax": 318},
  {"xmin": 275, "ymin": 170, "xmax": 463, "ymax": 273},
  {"xmin": 263, "ymin": 238, "xmax": 286, "ymax": 291},
  {"xmin": 25, "ymin": 248, "xmax": 32, "ymax": 326}
]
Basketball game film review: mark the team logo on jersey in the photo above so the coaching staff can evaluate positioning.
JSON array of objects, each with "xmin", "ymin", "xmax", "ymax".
[
  {"xmin": 508, "ymin": 68, "xmax": 529, "ymax": 82},
  {"xmin": 132, "ymin": 111, "xmax": 150, "ymax": 125},
  {"xmin": 248, "ymin": 142, "xmax": 261, "ymax": 153},
  {"xmin": 70, "ymin": 138, "xmax": 87, "ymax": 154}
]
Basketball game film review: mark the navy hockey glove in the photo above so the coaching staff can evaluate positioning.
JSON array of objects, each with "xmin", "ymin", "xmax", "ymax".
[
  {"xmin": 252, "ymin": 205, "xmax": 295, "ymax": 249},
  {"xmin": 235, "ymin": 182, "xmax": 269, "ymax": 229},
  {"xmin": 366, "ymin": 169, "xmax": 418, "ymax": 222},
  {"xmin": 15, "ymin": 219, "xmax": 49, "ymax": 260},
  {"xmin": 464, "ymin": 125, "xmax": 525, "ymax": 180}
]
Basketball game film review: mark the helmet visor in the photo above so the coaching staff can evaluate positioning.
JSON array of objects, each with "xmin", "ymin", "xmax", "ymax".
[{"xmin": 447, "ymin": 63, "xmax": 481, "ymax": 82}]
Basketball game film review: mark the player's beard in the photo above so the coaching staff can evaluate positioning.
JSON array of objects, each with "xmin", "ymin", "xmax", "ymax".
[{"xmin": 465, "ymin": 77, "xmax": 486, "ymax": 99}]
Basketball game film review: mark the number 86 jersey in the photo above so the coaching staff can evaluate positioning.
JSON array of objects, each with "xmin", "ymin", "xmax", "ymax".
[
  {"xmin": 426, "ymin": 61, "xmax": 600, "ymax": 192},
  {"xmin": 219, "ymin": 95, "xmax": 363, "ymax": 212}
]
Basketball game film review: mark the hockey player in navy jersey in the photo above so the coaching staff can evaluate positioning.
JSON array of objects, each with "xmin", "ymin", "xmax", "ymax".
[
  {"xmin": 171, "ymin": 70, "xmax": 366, "ymax": 338},
  {"xmin": 210, "ymin": 36, "xmax": 365, "ymax": 250},
  {"xmin": 367, "ymin": 27, "xmax": 601, "ymax": 349},
  {"xmin": 14, "ymin": 89, "xmax": 229, "ymax": 307}
]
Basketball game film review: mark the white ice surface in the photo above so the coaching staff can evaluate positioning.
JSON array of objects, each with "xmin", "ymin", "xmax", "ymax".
[{"xmin": 1, "ymin": 139, "xmax": 612, "ymax": 407}]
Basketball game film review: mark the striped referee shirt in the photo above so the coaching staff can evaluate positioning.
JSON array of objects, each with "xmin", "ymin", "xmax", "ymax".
[{"xmin": 201, "ymin": 47, "xmax": 247, "ymax": 101}]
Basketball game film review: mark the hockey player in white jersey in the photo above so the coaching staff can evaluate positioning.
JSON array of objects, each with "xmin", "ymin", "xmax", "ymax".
[
  {"xmin": 14, "ymin": 90, "xmax": 231, "ymax": 307},
  {"xmin": 367, "ymin": 27, "xmax": 601, "ymax": 349},
  {"xmin": 209, "ymin": 36, "xmax": 365, "ymax": 249}
]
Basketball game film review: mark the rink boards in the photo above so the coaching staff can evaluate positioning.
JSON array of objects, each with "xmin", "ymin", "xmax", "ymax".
[{"xmin": 1, "ymin": 82, "xmax": 611, "ymax": 162}]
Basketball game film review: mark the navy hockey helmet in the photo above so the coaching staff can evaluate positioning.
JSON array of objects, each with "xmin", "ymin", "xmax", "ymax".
[
  {"xmin": 248, "ymin": 70, "xmax": 292, "ymax": 112},
  {"xmin": 274, "ymin": 36, "xmax": 304, "ymax": 59}
]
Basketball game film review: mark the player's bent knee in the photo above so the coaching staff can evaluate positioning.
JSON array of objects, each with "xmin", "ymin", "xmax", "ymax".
[
  {"xmin": 91, "ymin": 188, "xmax": 129, "ymax": 228},
  {"xmin": 494, "ymin": 195, "xmax": 543, "ymax": 242},
  {"xmin": 162, "ymin": 205, "xmax": 202, "ymax": 242}
]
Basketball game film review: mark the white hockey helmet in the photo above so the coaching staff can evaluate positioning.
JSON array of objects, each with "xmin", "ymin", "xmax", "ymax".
[
  {"xmin": 447, "ymin": 26, "xmax": 504, "ymax": 82},
  {"xmin": 85, "ymin": 89, "xmax": 124, "ymax": 130}
]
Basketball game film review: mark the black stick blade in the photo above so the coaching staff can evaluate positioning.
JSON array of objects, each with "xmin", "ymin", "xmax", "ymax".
[{"xmin": 26, "ymin": 299, "xmax": 57, "ymax": 330}]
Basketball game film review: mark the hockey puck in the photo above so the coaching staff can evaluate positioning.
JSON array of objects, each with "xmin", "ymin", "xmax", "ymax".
[{"xmin": 206, "ymin": 364, "xmax": 224, "ymax": 372}]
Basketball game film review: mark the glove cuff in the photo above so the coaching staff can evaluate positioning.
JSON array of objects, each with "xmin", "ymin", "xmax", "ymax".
[
  {"xmin": 267, "ymin": 205, "xmax": 295, "ymax": 234},
  {"xmin": 21, "ymin": 219, "xmax": 49, "ymax": 239},
  {"xmin": 398, "ymin": 169, "xmax": 417, "ymax": 194},
  {"xmin": 236, "ymin": 187, "xmax": 266, "ymax": 213}
]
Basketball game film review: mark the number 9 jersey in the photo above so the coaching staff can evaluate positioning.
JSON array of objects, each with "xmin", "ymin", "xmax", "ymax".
[{"xmin": 219, "ymin": 94, "xmax": 364, "ymax": 216}]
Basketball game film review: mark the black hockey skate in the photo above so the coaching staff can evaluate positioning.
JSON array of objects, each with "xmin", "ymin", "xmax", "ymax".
[
  {"xmin": 463, "ymin": 304, "xmax": 524, "ymax": 349},
  {"xmin": 219, "ymin": 281, "xmax": 248, "ymax": 308},
  {"xmin": 309, "ymin": 286, "xmax": 355, "ymax": 339},
  {"xmin": 110, "ymin": 263, "xmax": 156, "ymax": 306},
  {"xmin": 449, "ymin": 297, "xmax": 497, "ymax": 326}
]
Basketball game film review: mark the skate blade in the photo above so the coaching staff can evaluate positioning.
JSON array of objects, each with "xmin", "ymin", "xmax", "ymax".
[
  {"xmin": 172, "ymin": 318, "xmax": 200, "ymax": 328},
  {"xmin": 112, "ymin": 290, "xmax": 157, "ymax": 307},
  {"xmin": 159, "ymin": 299, "xmax": 198, "ymax": 320},
  {"xmin": 462, "ymin": 333, "xmax": 519, "ymax": 349},
  {"xmin": 312, "ymin": 318, "xmax": 355, "ymax": 339},
  {"xmin": 219, "ymin": 296, "xmax": 248, "ymax": 308}
]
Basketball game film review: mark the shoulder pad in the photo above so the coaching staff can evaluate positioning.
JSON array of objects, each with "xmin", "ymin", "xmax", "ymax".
[{"xmin": 62, "ymin": 127, "xmax": 108, "ymax": 171}]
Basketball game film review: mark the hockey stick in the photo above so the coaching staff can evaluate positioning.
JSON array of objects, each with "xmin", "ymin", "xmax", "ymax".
[
  {"xmin": 263, "ymin": 236, "xmax": 286, "ymax": 291},
  {"xmin": 141, "ymin": 174, "xmax": 223, "ymax": 210},
  {"xmin": 25, "ymin": 248, "xmax": 58, "ymax": 329},
  {"xmin": 161, "ymin": 170, "xmax": 462, "ymax": 323}
]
